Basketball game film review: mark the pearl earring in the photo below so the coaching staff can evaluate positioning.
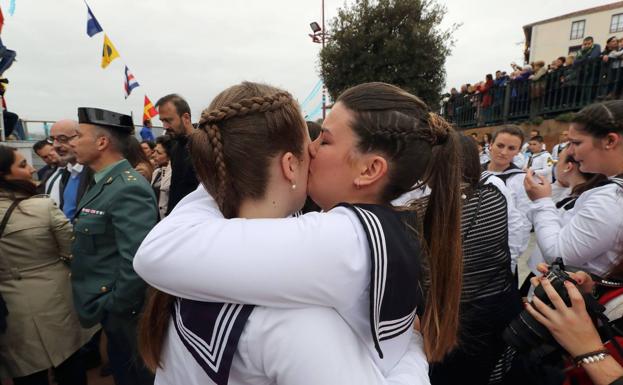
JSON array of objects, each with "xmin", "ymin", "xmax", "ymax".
[{"xmin": 291, "ymin": 184, "xmax": 296, "ymax": 190}]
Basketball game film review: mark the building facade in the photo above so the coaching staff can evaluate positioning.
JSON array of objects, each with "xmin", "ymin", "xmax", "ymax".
[{"xmin": 524, "ymin": 2, "xmax": 623, "ymax": 64}]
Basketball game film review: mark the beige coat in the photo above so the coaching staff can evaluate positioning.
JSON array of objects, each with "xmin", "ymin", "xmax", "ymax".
[
  {"xmin": 151, "ymin": 162, "xmax": 171, "ymax": 219},
  {"xmin": 0, "ymin": 193, "xmax": 97, "ymax": 378}
]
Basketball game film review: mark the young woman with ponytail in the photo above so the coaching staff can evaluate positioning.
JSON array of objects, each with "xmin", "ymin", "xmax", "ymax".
[
  {"xmin": 136, "ymin": 82, "xmax": 429, "ymax": 385},
  {"xmin": 135, "ymin": 82, "xmax": 464, "ymax": 376}
]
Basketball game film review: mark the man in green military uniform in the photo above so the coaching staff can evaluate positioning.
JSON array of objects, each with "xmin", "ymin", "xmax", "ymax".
[{"xmin": 69, "ymin": 107, "xmax": 157, "ymax": 385}]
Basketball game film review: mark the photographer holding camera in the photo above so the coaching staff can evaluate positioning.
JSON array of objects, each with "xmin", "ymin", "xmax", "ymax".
[{"xmin": 526, "ymin": 266, "xmax": 623, "ymax": 385}]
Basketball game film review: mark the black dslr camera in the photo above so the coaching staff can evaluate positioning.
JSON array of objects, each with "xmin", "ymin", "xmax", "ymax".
[{"xmin": 503, "ymin": 258, "xmax": 604, "ymax": 352}]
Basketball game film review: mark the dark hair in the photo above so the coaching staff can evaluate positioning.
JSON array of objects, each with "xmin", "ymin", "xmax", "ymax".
[
  {"xmin": 607, "ymin": 36, "xmax": 618, "ymax": 44},
  {"xmin": 0, "ymin": 145, "xmax": 38, "ymax": 197},
  {"xmin": 156, "ymin": 94, "xmax": 191, "ymax": 118},
  {"xmin": 558, "ymin": 56, "xmax": 566, "ymax": 64},
  {"xmin": 140, "ymin": 140, "xmax": 155, "ymax": 150},
  {"xmin": 33, "ymin": 139, "xmax": 52, "ymax": 154},
  {"xmin": 154, "ymin": 135, "xmax": 173, "ymax": 157},
  {"xmin": 491, "ymin": 125, "xmax": 525, "ymax": 145},
  {"xmin": 530, "ymin": 135, "xmax": 544, "ymax": 143},
  {"xmin": 483, "ymin": 133, "xmax": 491, "ymax": 143},
  {"xmin": 306, "ymin": 121, "xmax": 321, "ymax": 141},
  {"xmin": 571, "ymin": 100, "xmax": 623, "ymax": 138},
  {"xmin": 459, "ymin": 135, "xmax": 482, "ymax": 193},
  {"xmin": 584, "ymin": 36, "xmax": 594, "ymax": 43},
  {"xmin": 561, "ymin": 151, "xmax": 608, "ymax": 196},
  {"xmin": 123, "ymin": 136, "xmax": 152, "ymax": 169},
  {"xmin": 486, "ymin": 74, "xmax": 493, "ymax": 81},
  {"xmin": 139, "ymin": 82, "xmax": 306, "ymax": 371},
  {"xmin": 337, "ymin": 82, "xmax": 463, "ymax": 362}
]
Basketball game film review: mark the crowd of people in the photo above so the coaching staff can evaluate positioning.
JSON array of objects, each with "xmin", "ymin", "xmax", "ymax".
[
  {"xmin": 0, "ymin": 81, "xmax": 622, "ymax": 385},
  {"xmin": 444, "ymin": 35, "xmax": 623, "ymax": 126}
]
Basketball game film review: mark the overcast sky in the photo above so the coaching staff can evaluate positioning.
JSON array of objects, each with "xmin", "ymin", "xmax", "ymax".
[{"xmin": 0, "ymin": 0, "xmax": 612, "ymax": 133}]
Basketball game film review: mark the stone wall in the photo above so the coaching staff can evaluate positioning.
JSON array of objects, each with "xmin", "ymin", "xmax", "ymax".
[{"xmin": 462, "ymin": 119, "xmax": 571, "ymax": 152}]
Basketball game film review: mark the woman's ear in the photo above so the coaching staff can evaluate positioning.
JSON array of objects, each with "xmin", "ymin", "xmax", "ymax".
[
  {"xmin": 354, "ymin": 154, "xmax": 388, "ymax": 188},
  {"xmin": 279, "ymin": 152, "xmax": 297, "ymax": 185},
  {"xmin": 604, "ymin": 132, "xmax": 621, "ymax": 150}
]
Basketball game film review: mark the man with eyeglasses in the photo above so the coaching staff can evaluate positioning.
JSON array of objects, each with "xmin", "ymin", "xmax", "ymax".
[{"xmin": 42, "ymin": 119, "xmax": 92, "ymax": 220}]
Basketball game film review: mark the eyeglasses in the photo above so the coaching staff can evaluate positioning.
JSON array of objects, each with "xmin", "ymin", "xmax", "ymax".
[{"xmin": 48, "ymin": 134, "xmax": 77, "ymax": 144}]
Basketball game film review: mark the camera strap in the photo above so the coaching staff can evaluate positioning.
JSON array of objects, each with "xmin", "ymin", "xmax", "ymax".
[{"xmin": 559, "ymin": 264, "xmax": 623, "ymax": 288}]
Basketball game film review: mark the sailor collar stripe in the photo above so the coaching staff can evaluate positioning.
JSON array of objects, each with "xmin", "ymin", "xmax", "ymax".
[{"xmin": 338, "ymin": 203, "xmax": 422, "ymax": 359}]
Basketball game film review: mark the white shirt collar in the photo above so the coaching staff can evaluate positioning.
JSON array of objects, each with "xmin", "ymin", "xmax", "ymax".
[{"xmin": 66, "ymin": 162, "xmax": 84, "ymax": 175}]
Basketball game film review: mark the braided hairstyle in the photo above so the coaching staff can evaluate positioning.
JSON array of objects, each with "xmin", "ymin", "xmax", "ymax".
[
  {"xmin": 138, "ymin": 82, "xmax": 307, "ymax": 371},
  {"xmin": 190, "ymin": 84, "xmax": 304, "ymax": 218},
  {"xmin": 572, "ymin": 100, "xmax": 623, "ymax": 138},
  {"xmin": 337, "ymin": 82, "xmax": 463, "ymax": 362}
]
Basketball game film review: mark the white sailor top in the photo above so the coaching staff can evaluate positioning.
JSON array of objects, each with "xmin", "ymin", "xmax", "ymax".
[
  {"xmin": 135, "ymin": 187, "xmax": 425, "ymax": 376},
  {"xmin": 527, "ymin": 183, "xmax": 572, "ymax": 274},
  {"xmin": 528, "ymin": 177, "xmax": 623, "ymax": 276},
  {"xmin": 485, "ymin": 163, "xmax": 532, "ymax": 271},
  {"xmin": 527, "ymin": 151, "xmax": 554, "ymax": 180},
  {"xmin": 157, "ymin": 305, "xmax": 430, "ymax": 385}
]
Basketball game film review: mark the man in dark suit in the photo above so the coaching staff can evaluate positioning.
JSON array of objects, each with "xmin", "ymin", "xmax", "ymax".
[
  {"xmin": 43, "ymin": 119, "xmax": 93, "ymax": 220},
  {"xmin": 155, "ymin": 94, "xmax": 197, "ymax": 215},
  {"xmin": 33, "ymin": 139, "xmax": 59, "ymax": 181},
  {"xmin": 70, "ymin": 107, "xmax": 157, "ymax": 385}
]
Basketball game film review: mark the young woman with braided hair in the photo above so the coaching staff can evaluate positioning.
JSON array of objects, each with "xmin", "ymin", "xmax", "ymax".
[
  {"xmin": 525, "ymin": 100, "xmax": 623, "ymax": 277},
  {"xmin": 135, "ymin": 82, "xmax": 464, "ymax": 378},
  {"xmin": 137, "ymin": 82, "xmax": 429, "ymax": 385}
]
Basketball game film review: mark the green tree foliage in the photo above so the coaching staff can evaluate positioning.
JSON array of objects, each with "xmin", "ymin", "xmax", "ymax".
[{"xmin": 319, "ymin": 0, "xmax": 457, "ymax": 108}]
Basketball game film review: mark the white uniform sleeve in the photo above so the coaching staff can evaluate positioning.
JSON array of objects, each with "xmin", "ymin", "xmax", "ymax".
[
  {"xmin": 485, "ymin": 176, "xmax": 524, "ymax": 267},
  {"xmin": 528, "ymin": 187, "xmax": 623, "ymax": 268},
  {"xmin": 134, "ymin": 188, "xmax": 369, "ymax": 310},
  {"xmin": 506, "ymin": 174, "xmax": 532, "ymax": 271},
  {"xmin": 531, "ymin": 153, "xmax": 553, "ymax": 181},
  {"xmin": 254, "ymin": 308, "xmax": 430, "ymax": 385}
]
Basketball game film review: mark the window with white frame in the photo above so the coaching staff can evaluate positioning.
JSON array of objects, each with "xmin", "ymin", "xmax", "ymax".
[
  {"xmin": 570, "ymin": 20, "xmax": 585, "ymax": 40},
  {"xmin": 611, "ymin": 13, "xmax": 623, "ymax": 33}
]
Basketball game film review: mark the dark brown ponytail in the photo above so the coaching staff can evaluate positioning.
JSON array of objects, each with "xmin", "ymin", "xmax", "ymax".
[{"xmin": 337, "ymin": 83, "xmax": 463, "ymax": 362}]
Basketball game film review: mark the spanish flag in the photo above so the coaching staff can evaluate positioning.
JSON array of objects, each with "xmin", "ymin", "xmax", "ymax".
[
  {"xmin": 101, "ymin": 34, "xmax": 119, "ymax": 69},
  {"xmin": 144, "ymin": 95, "xmax": 158, "ymax": 121}
]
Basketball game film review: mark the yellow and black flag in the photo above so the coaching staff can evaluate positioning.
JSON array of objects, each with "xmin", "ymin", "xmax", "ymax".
[{"xmin": 101, "ymin": 34, "xmax": 119, "ymax": 69}]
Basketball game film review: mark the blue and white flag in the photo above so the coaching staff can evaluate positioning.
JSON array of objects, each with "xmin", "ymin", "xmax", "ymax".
[
  {"xmin": 123, "ymin": 66, "xmax": 140, "ymax": 99},
  {"xmin": 86, "ymin": 3, "xmax": 103, "ymax": 37}
]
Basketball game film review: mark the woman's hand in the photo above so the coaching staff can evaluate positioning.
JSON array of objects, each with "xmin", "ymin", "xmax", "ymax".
[
  {"xmin": 533, "ymin": 263, "xmax": 596, "ymax": 293},
  {"xmin": 525, "ymin": 278, "xmax": 602, "ymax": 357},
  {"xmin": 524, "ymin": 168, "xmax": 552, "ymax": 201}
]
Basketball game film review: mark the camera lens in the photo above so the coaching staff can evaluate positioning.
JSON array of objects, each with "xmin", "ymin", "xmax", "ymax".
[{"xmin": 502, "ymin": 266, "xmax": 573, "ymax": 352}]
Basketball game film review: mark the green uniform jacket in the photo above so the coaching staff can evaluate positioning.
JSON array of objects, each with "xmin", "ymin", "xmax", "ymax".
[{"xmin": 71, "ymin": 159, "xmax": 157, "ymax": 328}]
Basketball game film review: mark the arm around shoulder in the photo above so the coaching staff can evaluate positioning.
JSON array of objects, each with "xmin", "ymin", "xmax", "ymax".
[{"xmin": 135, "ymin": 205, "xmax": 369, "ymax": 310}]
